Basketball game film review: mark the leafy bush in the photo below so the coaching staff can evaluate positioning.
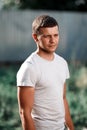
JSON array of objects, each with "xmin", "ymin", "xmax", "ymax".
[
  {"xmin": 0, "ymin": 64, "xmax": 21, "ymax": 130},
  {"xmin": 67, "ymin": 64, "xmax": 87, "ymax": 130}
]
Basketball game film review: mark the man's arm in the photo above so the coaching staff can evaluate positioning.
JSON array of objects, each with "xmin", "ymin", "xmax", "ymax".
[
  {"xmin": 17, "ymin": 86, "xmax": 36, "ymax": 130},
  {"xmin": 63, "ymin": 83, "xmax": 74, "ymax": 130}
]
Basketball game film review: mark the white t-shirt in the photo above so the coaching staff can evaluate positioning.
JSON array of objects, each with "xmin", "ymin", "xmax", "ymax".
[{"xmin": 17, "ymin": 52, "xmax": 70, "ymax": 130}]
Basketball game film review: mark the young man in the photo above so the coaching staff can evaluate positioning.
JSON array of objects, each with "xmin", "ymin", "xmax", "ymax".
[{"xmin": 17, "ymin": 15, "xmax": 74, "ymax": 130}]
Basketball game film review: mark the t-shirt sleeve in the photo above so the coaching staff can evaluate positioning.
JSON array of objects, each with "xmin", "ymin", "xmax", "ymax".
[{"xmin": 17, "ymin": 62, "xmax": 37, "ymax": 87}]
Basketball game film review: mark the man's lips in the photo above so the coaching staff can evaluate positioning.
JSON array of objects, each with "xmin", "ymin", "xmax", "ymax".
[{"xmin": 49, "ymin": 45, "xmax": 57, "ymax": 47}]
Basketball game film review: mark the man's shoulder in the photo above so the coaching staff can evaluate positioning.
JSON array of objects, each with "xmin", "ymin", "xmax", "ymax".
[
  {"xmin": 25, "ymin": 52, "xmax": 37, "ymax": 64},
  {"xmin": 18, "ymin": 52, "xmax": 37, "ymax": 71},
  {"xmin": 55, "ymin": 53, "xmax": 67, "ymax": 63}
]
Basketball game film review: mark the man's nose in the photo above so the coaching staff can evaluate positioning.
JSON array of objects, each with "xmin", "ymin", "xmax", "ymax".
[{"xmin": 50, "ymin": 36, "xmax": 55, "ymax": 43}]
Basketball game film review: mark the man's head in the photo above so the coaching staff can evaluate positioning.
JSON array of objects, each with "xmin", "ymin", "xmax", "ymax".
[
  {"xmin": 32, "ymin": 15, "xmax": 59, "ymax": 35},
  {"xmin": 32, "ymin": 15, "xmax": 59, "ymax": 54}
]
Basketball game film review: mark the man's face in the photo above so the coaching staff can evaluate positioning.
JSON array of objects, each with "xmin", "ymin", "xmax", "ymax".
[{"xmin": 36, "ymin": 26, "xmax": 59, "ymax": 53}]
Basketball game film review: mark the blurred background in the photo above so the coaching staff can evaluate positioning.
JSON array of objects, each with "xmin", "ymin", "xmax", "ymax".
[{"xmin": 0, "ymin": 0, "xmax": 87, "ymax": 130}]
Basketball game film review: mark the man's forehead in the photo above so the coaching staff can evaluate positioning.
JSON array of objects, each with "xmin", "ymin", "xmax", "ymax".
[{"xmin": 39, "ymin": 26, "xmax": 59, "ymax": 33}]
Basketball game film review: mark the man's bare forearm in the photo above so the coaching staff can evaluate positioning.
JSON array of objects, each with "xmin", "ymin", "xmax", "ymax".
[
  {"xmin": 64, "ymin": 99, "xmax": 74, "ymax": 130},
  {"xmin": 20, "ymin": 111, "xmax": 36, "ymax": 130}
]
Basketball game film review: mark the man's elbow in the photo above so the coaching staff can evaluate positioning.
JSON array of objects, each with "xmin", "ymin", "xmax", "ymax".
[
  {"xmin": 19, "ymin": 109, "xmax": 25, "ymax": 122},
  {"xmin": 19, "ymin": 108, "xmax": 31, "ymax": 122}
]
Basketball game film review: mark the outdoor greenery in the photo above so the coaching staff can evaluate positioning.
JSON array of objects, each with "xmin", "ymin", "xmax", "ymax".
[
  {"xmin": 0, "ymin": 64, "xmax": 21, "ymax": 130},
  {"xmin": 1, "ymin": 0, "xmax": 87, "ymax": 11},
  {"xmin": 0, "ymin": 63, "xmax": 87, "ymax": 130}
]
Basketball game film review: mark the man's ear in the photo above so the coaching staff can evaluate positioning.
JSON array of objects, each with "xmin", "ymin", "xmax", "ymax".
[{"xmin": 32, "ymin": 34, "xmax": 38, "ymax": 42}]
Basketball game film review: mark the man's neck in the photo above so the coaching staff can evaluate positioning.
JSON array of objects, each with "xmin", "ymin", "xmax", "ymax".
[{"xmin": 36, "ymin": 50, "xmax": 55, "ymax": 61}]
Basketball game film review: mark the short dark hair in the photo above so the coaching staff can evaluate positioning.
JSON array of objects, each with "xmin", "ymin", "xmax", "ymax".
[{"xmin": 32, "ymin": 15, "xmax": 59, "ymax": 34}]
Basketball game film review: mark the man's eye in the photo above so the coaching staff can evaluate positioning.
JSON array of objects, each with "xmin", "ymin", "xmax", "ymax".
[
  {"xmin": 43, "ymin": 35, "xmax": 50, "ymax": 38},
  {"xmin": 54, "ymin": 34, "xmax": 58, "ymax": 37}
]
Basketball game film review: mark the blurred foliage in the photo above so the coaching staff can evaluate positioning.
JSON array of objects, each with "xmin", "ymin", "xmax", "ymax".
[
  {"xmin": 1, "ymin": 0, "xmax": 20, "ymax": 10},
  {"xmin": 0, "ymin": 64, "xmax": 21, "ymax": 130},
  {"xmin": 0, "ymin": 63, "xmax": 87, "ymax": 130},
  {"xmin": 1, "ymin": 0, "xmax": 87, "ymax": 11},
  {"xmin": 67, "ymin": 64, "xmax": 87, "ymax": 129}
]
